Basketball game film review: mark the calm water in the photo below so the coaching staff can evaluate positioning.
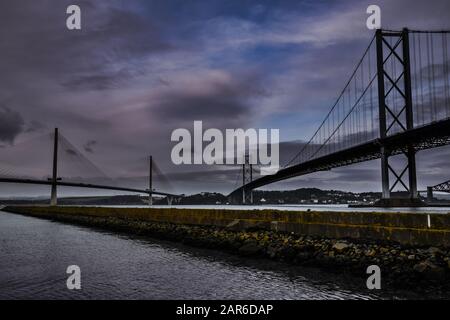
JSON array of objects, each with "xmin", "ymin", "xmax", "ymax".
[{"xmin": 0, "ymin": 211, "xmax": 407, "ymax": 300}]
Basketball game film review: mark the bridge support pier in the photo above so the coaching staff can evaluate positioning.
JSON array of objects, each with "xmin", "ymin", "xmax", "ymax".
[
  {"xmin": 427, "ymin": 187, "xmax": 434, "ymax": 202},
  {"xmin": 407, "ymin": 147, "xmax": 418, "ymax": 198},
  {"xmin": 50, "ymin": 186, "xmax": 57, "ymax": 206},
  {"xmin": 380, "ymin": 148, "xmax": 390, "ymax": 199}
]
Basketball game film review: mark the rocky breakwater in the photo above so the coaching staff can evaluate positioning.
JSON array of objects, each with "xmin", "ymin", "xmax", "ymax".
[
  {"xmin": 213, "ymin": 229, "xmax": 450, "ymax": 293},
  {"xmin": 3, "ymin": 206, "xmax": 450, "ymax": 294}
]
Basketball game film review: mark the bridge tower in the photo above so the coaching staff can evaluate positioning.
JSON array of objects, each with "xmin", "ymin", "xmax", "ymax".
[
  {"xmin": 50, "ymin": 128, "xmax": 59, "ymax": 206},
  {"xmin": 376, "ymin": 28, "xmax": 418, "ymax": 203},
  {"xmin": 148, "ymin": 155, "xmax": 153, "ymax": 206},
  {"xmin": 242, "ymin": 154, "xmax": 253, "ymax": 204}
]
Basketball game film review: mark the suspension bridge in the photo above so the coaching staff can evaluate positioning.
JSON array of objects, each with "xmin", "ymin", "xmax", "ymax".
[
  {"xmin": 0, "ymin": 128, "xmax": 181, "ymax": 205},
  {"xmin": 230, "ymin": 28, "xmax": 450, "ymax": 206}
]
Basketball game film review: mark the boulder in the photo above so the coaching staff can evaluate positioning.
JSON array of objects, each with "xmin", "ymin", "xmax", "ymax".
[
  {"xmin": 225, "ymin": 219, "xmax": 242, "ymax": 231},
  {"xmin": 333, "ymin": 242, "xmax": 349, "ymax": 252},
  {"xmin": 427, "ymin": 247, "xmax": 444, "ymax": 256},
  {"xmin": 379, "ymin": 247, "xmax": 389, "ymax": 254},
  {"xmin": 413, "ymin": 262, "xmax": 428, "ymax": 273},
  {"xmin": 413, "ymin": 260, "xmax": 446, "ymax": 279}
]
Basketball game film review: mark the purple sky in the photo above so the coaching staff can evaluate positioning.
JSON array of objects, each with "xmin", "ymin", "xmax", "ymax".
[{"xmin": 0, "ymin": 0, "xmax": 450, "ymax": 197}]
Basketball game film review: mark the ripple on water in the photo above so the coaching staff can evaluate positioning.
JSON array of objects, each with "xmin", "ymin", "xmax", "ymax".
[{"xmin": 0, "ymin": 211, "xmax": 385, "ymax": 300}]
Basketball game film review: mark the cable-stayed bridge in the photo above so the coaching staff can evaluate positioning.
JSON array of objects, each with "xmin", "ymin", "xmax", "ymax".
[
  {"xmin": 0, "ymin": 128, "xmax": 180, "ymax": 205},
  {"xmin": 230, "ymin": 29, "xmax": 450, "ymax": 205}
]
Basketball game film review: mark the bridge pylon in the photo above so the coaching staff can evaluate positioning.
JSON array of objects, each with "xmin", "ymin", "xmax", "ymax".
[
  {"xmin": 242, "ymin": 154, "xmax": 253, "ymax": 204},
  {"xmin": 50, "ymin": 128, "xmax": 59, "ymax": 206},
  {"xmin": 148, "ymin": 155, "xmax": 153, "ymax": 206},
  {"xmin": 376, "ymin": 29, "xmax": 419, "ymax": 203}
]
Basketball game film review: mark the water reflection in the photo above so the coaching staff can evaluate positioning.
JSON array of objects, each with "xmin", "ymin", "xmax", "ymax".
[{"xmin": 0, "ymin": 211, "xmax": 405, "ymax": 300}]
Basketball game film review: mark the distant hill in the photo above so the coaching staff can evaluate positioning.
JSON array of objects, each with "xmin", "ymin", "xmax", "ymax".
[
  {"xmin": 0, "ymin": 195, "xmax": 146, "ymax": 206},
  {"xmin": 155, "ymin": 188, "xmax": 381, "ymax": 205},
  {"xmin": 4, "ymin": 188, "xmax": 441, "ymax": 206}
]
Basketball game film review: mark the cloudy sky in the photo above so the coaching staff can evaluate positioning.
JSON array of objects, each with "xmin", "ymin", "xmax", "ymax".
[{"xmin": 0, "ymin": 0, "xmax": 450, "ymax": 197}]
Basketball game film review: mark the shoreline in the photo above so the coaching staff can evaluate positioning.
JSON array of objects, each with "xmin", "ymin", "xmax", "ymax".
[{"xmin": 3, "ymin": 206, "xmax": 450, "ymax": 296}]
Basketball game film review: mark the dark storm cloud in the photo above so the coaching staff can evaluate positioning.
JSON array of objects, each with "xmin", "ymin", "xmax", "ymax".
[
  {"xmin": 64, "ymin": 149, "xmax": 78, "ymax": 156},
  {"xmin": 163, "ymin": 168, "xmax": 237, "ymax": 182},
  {"xmin": 423, "ymin": 148, "xmax": 450, "ymax": 169},
  {"xmin": 25, "ymin": 120, "xmax": 47, "ymax": 133},
  {"xmin": 278, "ymin": 141, "xmax": 308, "ymax": 166},
  {"xmin": 83, "ymin": 140, "xmax": 97, "ymax": 153},
  {"xmin": 1, "ymin": 0, "xmax": 450, "ymax": 197},
  {"xmin": 59, "ymin": 7, "xmax": 173, "ymax": 90},
  {"xmin": 62, "ymin": 72, "xmax": 131, "ymax": 91},
  {"xmin": 0, "ymin": 0, "xmax": 173, "ymax": 91},
  {"xmin": 0, "ymin": 0, "xmax": 176, "ymax": 156},
  {"xmin": 151, "ymin": 72, "xmax": 268, "ymax": 127},
  {"xmin": 65, "ymin": 149, "xmax": 77, "ymax": 156},
  {"xmin": 154, "ymin": 93, "xmax": 250, "ymax": 122},
  {"xmin": 0, "ymin": 107, "xmax": 25, "ymax": 144},
  {"xmin": 328, "ymin": 167, "xmax": 379, "ymax": 183}
]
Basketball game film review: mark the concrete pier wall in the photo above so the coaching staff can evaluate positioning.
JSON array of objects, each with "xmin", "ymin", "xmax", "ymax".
[{"xmin": 3, "ymin": 206, "xmax": 450, "ymax": 247}]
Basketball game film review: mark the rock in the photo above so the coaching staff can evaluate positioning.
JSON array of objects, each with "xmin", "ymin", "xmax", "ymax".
[
  {"xmin": 266, "ymin": 245, "xmax": 278, "ymax": 258},
  {"xmin": 296, "ymin": 252, "xmax": 311, "ymax": 261},
  {"xmin": 413, "ymin": 262, "xmax": 428, "ymax": 273},
  {"xmin": 427, "ymin": 247, "xmax": 443, "ymax": 256},
  {"xmin": 279, "ymin": 246, "xmax": 297, "ymax": 260},
  {"xmin": 225, "ymin": 219, "xmax": 242, "ymax": 231},
  {"xmin": 333, "ymin": 242, "xmax": 349, "ymax": 252},
  {"xmin": 380, "ymin": 247, "xmax": 389, "ymax": 254},
  {"xmin": 425, "ymin": 264, "xmax": 446, "ymax": 280},
  {"xmin": 413, "ymin": 260, "xmax": 446, "ymax": 279},
  {"xmin": 298, "ymin": 244, "xmax": 315, "ymax": 252},
  {"xmin": 238, "ymin": 241, "xmax": 261, "ymax": 256}
]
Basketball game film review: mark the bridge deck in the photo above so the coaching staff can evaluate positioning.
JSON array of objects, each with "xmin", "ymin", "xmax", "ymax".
[
  {"xmin": 0, "ymin": 178, "xmax": 179, "ymax": 198},
  {"xmin": 230, "ymin": 117, "xmax": 450, "ymax": 197}
]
